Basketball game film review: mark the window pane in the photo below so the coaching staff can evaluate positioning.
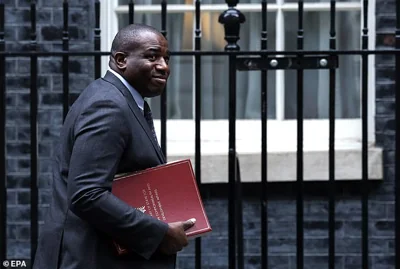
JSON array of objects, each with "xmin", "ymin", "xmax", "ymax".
[
  {"xmin": 284, "ymin": 11, "xmax": 361, "ymax": 119},
  {"xmin": 118, "ymin": 11, "xmax": 277, "ymax": 120},
  {"xmin": 119, "ymin": 0, "xmax": 187, "ymax": 4},
  {"xmin": 199, "ymin": 0, "xmax": 276, "ymax": 4},
  {"xmin": 119, "ymin": 0, "xmax": 275, "ymax": 5},
  {"xmin": 285, "ymin": 0, "xmax": 358, "ymax": 2}
]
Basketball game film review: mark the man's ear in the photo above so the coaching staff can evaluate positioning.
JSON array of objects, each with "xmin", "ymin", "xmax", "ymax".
[{"xmin": 114, "ymin": 52, "xmax": 127, "ymax": 70}]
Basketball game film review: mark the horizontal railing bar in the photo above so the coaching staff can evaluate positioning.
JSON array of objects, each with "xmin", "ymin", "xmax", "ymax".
[
  {"xmin": 115, "ymin": 2, "xmax": 361, "ymax": 13},
  {"xmin": 281, "ymin": 2, "xmax": 360, "ymax": 11},
  {"xmin": 237, "ymin": 55, "xmax": 339, "ymax": 70},
  {"xmin": 0, "ymin": 49, "xmax": 399, "ymax": 57}
]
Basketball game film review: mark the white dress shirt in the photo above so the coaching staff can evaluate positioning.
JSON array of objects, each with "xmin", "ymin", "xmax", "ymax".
[{"xmin": 108, "ymin": 68, "xmax": 144, "ymax": 113}]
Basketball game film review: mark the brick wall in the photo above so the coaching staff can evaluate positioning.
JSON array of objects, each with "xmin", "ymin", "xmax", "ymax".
[
  {"xmin": 4, "ymin": 0, "xmax": 94, "ymax": 258},
  {"xmin": 3, "ymin": 0, "xmax": 397, "ymax": 268}
]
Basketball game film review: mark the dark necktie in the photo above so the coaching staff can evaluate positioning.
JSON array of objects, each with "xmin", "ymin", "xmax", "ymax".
[{"xmin": 143, "ymin": 101, "xmax": 160, "ymax": 147}]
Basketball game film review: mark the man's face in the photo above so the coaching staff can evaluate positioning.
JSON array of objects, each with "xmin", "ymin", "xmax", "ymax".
[{"xmin": 120, "ymin": 31, "xmax": 170, "ymax": 98}]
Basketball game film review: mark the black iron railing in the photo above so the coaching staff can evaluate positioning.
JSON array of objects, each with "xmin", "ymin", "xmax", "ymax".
[
  {"xmin": 0, "ymin": 0, "xmax": 399, "ymax": 269},
  {"xmin": 0, "ymin": 0, "xmax": 5, "ymax": 263},
  {"xmin": 28, "ymin": 1, "xmax": 38, "ymax": 263},
  {"xmin": 328, "ymin": 2, "xmax": 336, "ymax": 269},
  {"xmin": 194, "ymin": 0, "xmax": 202, "ymax": 267},
  {"xmin": 395, "ymin": 0, "xmax": 400, "ymax": 266}
]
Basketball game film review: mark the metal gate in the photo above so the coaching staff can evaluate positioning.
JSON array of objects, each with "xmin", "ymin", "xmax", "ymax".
[{"xmin": 0, "ymin": 0, "xmax": 399, "ymax": 268}]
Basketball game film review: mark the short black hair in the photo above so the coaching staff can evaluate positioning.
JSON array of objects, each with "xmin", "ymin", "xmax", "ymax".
[{"xmin": 110, "ymin": 23, "xmax": 163, "ymax": 55}]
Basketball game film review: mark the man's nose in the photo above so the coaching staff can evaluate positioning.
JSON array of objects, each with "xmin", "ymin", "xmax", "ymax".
[{"xmin": 156, "ymin": 58, "xmax": 169, "ymax": 71}]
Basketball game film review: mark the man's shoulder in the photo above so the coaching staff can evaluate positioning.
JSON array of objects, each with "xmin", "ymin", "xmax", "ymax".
[
  {"xmin": 78, "ymin": 77, "xmax": 125, "ymax": 103},
  {"xmin": 65, "ymin": 78, "xmax": 129, "ymax": 122}
]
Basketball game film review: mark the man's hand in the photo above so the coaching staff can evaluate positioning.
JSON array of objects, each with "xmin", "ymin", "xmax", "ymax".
[{"xmin": 157, "ymin": 218, "xmax": 196, "ymax": 255}]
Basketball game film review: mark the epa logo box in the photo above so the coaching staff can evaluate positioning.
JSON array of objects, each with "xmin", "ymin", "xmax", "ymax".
[{"xmin": 2, "ymin": 260, "xmax": 30, "ymax": 268}]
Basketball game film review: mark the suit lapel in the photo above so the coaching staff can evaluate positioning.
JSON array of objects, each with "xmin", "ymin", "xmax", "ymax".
[{"xmin": 102, "ymin": 71, "xmax": 166, "ymax": 163}]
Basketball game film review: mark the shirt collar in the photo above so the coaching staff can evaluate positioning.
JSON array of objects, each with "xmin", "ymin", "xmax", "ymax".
[{"xmin": 108, "ymin": 68, "xmax": 144, "ymax": 112}]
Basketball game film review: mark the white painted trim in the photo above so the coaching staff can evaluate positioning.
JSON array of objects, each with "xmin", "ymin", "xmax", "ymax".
[
  {"xmin": 100, "ymin": 0, "xmax": 119, "ymax": 77},
  {"xmin": 367, "ymin": 0, "xmax": 376, "ymax": 143},
  {"xmin": 275, "ymin": 0, "xmax": 285, "ymax": 120}
]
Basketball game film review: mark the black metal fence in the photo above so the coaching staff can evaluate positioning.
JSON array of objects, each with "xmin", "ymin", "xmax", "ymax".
[{"xmin": 0, "ymin": 0, "xmax": 400, "ymax": 269}]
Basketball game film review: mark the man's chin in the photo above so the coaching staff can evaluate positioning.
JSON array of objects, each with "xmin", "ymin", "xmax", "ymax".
[{"xmin": 144, "ymin": 87, "xmax": 165, "ymax": 98}]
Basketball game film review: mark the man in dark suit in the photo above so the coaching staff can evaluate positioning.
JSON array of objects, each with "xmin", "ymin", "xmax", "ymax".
[{"xmin": 32, "ymin": 24, "xmax": 195, "ymax": 269}]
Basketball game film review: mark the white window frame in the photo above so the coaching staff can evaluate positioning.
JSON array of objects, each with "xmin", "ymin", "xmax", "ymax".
[{"xmin": 100, "ymin": 0, "xmax": 382, "ymax": 182}]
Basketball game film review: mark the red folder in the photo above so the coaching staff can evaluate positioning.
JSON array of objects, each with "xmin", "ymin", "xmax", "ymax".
[{"xmin": 111, "ymin": 159, "xmax": 212, "ymax": 255}]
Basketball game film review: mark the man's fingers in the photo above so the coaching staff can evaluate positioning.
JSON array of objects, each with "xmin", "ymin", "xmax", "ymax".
[{"xmin": 182, "ymin": 218, "xmax": 196, "ymax": 230}]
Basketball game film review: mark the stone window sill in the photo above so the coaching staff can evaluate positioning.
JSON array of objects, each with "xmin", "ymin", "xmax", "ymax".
[
  {"xmin": 167, "ymin": 147, "xmax": 383, "ymax": 183},
  {"xmin": 154, "ymin": 120, "xmax": 383, "ymax": 183}
]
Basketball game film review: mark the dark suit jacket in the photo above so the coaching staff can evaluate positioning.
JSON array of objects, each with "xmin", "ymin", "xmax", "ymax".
[{"xmin": 32, "ymin": 71, "xmax": 176, "ymax": 269}]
